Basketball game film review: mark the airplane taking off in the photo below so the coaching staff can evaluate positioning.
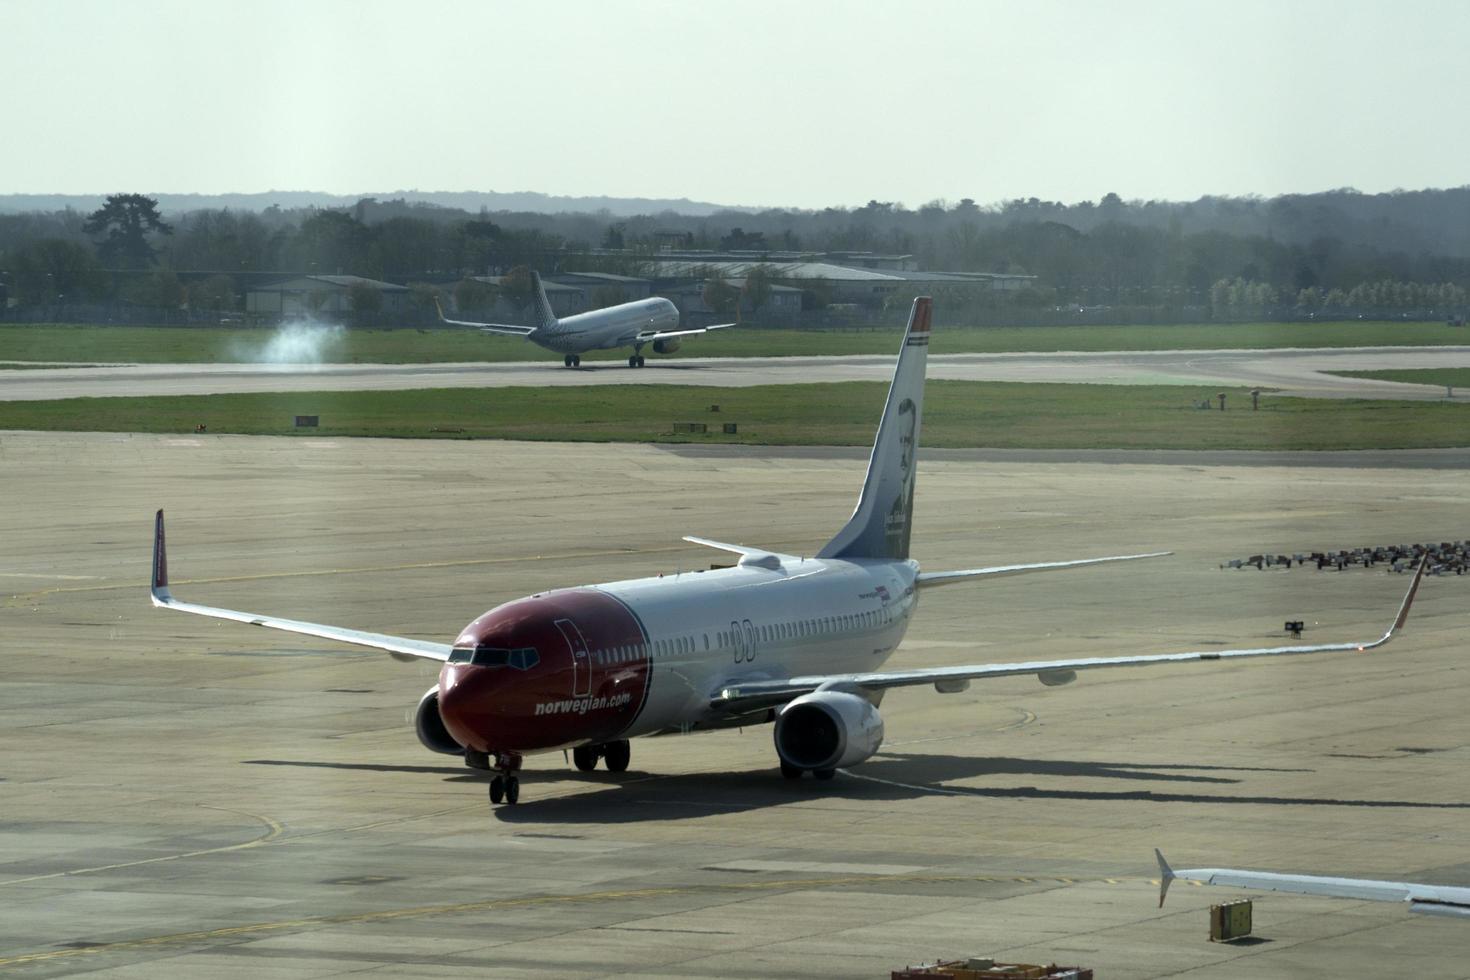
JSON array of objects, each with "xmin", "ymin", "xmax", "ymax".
[
  {"xmin": 1156, "ymin": 850, "xmax": 1470, "ymax": 919},
  {"xmin": 150, "ymin": 297, "xmax": 1428, "ymax": 806},
  {"xmin": 436, "ymin": 270, "xmax": 735, "ymax": 368}
]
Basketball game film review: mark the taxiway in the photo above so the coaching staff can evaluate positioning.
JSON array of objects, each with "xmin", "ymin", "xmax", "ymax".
[{"xmin": 1, "ymin": 431, "xmax": 1467, "ymax": 978}]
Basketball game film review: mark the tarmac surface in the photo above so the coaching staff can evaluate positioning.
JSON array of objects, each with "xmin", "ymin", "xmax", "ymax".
[
  {"xmin": 4, "ymin": 344, "xmax": 1470, "ymax": 401},
  {"xmin": 2, "ymin": 431, "xmax": 1467, "ymax": 978}
]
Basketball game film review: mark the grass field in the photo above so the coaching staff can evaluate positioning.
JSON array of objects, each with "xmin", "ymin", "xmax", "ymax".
[
  {"xmin": 1, "ymin": 381, "xmax": 1466, "ymax": 450},
  {"xmin": 1, "ymin": 320, "xmax": 1467, "ymax": 365},
  {"xmin": 1332, "ymin": 368, "xmax": 1470, "ymax": 388}
]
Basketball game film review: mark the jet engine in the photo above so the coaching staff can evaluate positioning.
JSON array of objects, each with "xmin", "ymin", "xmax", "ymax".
[
  {"xmin": 773, "ymin": 690, "xmax": 884, "ymax": 772},
  {"xmin": 652, "ymin": 338, "xmax": 681, "ymax": 354},
  {"xmin": 414, "ymin": 686, "xmax": 465, "ymax": 755}
]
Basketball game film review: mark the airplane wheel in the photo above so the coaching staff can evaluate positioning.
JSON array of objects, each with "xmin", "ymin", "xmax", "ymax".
[
  {"xmin": 813, "ymin": 769, "xmax": 836, "ymax": 781},
  {"xmin": 780, "ymin": 761, "xmax": 803, "ymax": 780},
  {"xmin": 636, "ymin": 355, "xmax": 646, "ymax": 367},
  {"xmin": 603, "ymin": 739, "xmax": 631, "ymax": 772},
  {"xmin": 572, "ymin": 745, "xmax": 598, "ymax": 772},
  {"xmin": 564, "ymin": 354, "xmax": 574, "ymax": 368},
  {"xmin": 489, "ymin": 775, "xmax": 505, "ymax": 804},
  {"xmin": 505, "ymin": 776, "xmax": 520, "ymax": 805},
  {"xmin": 572, "ymin": 355, "xmax": 581, "ymax": 367},
  {"xmin": 628, "ymin": 355, "xmax": 639, "ymax": 368}
]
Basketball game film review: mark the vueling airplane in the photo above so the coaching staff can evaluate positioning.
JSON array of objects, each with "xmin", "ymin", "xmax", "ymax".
[
  {"xmin": 150, "ymin": 297, "xmax": 1426, "ymax": 806},
  {"xmin": 437, "ymin": 270, "xmax": 735, "ymax": 368}
]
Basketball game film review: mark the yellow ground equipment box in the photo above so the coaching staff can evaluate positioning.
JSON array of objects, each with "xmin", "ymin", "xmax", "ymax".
[
  {"xmin": 1209, "ymin": 899, "xmax": 1253, "ymax": 941},
  {"xmin": 892, "ymin": 958, "xmax": 1093, "ymax": 979}
]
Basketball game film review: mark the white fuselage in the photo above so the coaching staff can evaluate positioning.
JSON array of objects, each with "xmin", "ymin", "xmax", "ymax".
[
  {"xmin": 531, "ymin": 297, "xmax": 681, "ymax": 354},
  {"xmin": 597, "ymin": 555, "xmax": 919, "ymax": 737}
]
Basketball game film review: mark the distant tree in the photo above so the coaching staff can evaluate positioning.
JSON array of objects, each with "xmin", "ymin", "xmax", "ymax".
[
  {"xmin": 797, "ymin": 276, "xmax": 833, "ymax": 311},
  {"xmin": 454, "ymin": 277, "xmax": 496, "ymax": 314},
  {"xmin": 743, "ymin": 264, "xmax": 774, "ymax": 312},
  {"xmin": 294, "ymin": 210, "xmax": 371, "ymax": 275},
  {"xmin": 591, "ymin": 284, "xmax": 627, "ymax": 309},
  {"xmin": 601, "ymin": 224, "xmax": 626, "ymax": 249},
  {"xmin": 83, "ymin": 194, "xmax": 172, "ymax": 268},
  {"xmin": 407, "ymin": 281, "xmax": 443, "ymax": 315},
  {"xmin": 124, "ymin": 267, "xmax": 185, "ymax": 309},
  {"xmin": 348, "ymin": 281, "xmax": 382, "ymax": 320},
  {"xmin": 188, "ymin": 274, "xmax": 238, "ymax": 311},
  {"xmin": 719, "ymin": 227, "xmax": 767, "ymax": 251},
  {"xmin": 702, "ymin": 277, "xmax": 739, "ymax": 314},
  {"xmin": 7, "ymin": 238, "xmax": 105, "ymax": 305},
  {"xmin": 498, "ymin": 265, "xmax": 535, "ymax": 310}
]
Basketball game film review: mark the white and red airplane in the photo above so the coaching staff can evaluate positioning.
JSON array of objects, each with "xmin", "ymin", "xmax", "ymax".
[
  {"xmin": 150, "ymin": 297, "xmax": 1426, "ymax": 806},
  {"xmin": 437, "ymin": 270, "xmax": 734, "ymax": 368}
]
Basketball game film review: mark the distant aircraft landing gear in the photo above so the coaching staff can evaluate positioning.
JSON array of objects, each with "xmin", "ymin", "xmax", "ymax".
[
  {"xmin": 488, "ymin": 751, "xmax": 524, "ymax": 806},
  {"xmin": 627, "ymin": 354, "xmax": 645, "ymax": 368},
  {"xmin": 563, "ymin": 354, "xmax": 581, "ymax": 368}
]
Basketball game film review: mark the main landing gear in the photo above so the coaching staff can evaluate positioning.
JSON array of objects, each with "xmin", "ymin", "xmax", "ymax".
[
  {"xmin": 627, "ymin": 354, "xmax": 645, "ymax": 368},
  {"xmin": 780, "ymin": 762, "xmax": 836, "ymax": 781},
  {"xmin": 572, "ymin": 739, "xmax": 631, "ymax": 773},
  {"xmin": 563, "ymin": 354, "xmax": 582, "ymax": 368}
]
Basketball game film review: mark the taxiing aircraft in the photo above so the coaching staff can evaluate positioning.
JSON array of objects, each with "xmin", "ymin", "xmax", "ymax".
[
  {"xmin": 1156, "ymin": 850, "xmax": 1470, "ymax": 919},
  {"xmin": 151, "ymin": 297, "xmax": 1427, "ymax": 806},
  {"xmin": 436, "ymin": 270, "xmax": 735, "ymax": 368}
]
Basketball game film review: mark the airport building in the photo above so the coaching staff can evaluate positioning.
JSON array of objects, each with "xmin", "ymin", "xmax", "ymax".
[{"xmin": 245, "ymin": 274, "xmax": 412, "ymax": 317}]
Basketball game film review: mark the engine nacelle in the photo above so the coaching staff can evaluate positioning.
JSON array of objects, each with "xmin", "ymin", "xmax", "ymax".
[
  {"xmin": 414, "ymin": 686, "xmax": 465, "ymax": 755},
  {"xmin": 652, "ymin": 338, "xmax": 681, "ymax": 355},
  {"xmin": 773, "ymin": 690, "xmax": 884, "ymax": 772}
]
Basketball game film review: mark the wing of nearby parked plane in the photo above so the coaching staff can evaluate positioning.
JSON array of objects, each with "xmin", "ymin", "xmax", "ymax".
[
  {"xmin": 1155, "ymin": 849, "xmax": 1470, "ymax": 919},
  {"xmin": 149, "ymin": 511, "xmax": 453, "ymax": 663},
  {"xmin": 711, "ymin": 556, "xmax": 1426, "ymax": 710}
]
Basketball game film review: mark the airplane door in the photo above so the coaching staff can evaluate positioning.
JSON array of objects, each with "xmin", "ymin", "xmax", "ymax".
[{"xmin": 554, "ymin": 618, "xmax": 592, "ymax": 698}]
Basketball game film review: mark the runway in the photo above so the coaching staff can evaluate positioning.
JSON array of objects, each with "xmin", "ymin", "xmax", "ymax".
[
  {"xmin": 4, "ymin": 345, "xmax": 1470, "ymax": 401},
  {"xmin": 2, "ymin": 431, "xmax": 1466, "ymax": 978}
]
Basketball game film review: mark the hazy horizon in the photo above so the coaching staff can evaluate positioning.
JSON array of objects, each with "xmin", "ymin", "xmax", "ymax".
[{"xmin": 6, "ymin": 0, "xmax": 1465, "ymax": 209}]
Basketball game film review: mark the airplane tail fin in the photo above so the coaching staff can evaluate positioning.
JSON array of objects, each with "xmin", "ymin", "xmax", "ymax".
[
  {"xmin": 528, "ymin": 271, "xmax": 558, "ymax": 332},
  {"xmin": 817, "ymin": 296, "xmax": 931, "ymax": 562}
]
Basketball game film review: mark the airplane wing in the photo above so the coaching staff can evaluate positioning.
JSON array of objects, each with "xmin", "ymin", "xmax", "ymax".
[
  {"xmin": 634, "ymin": 323, "xmax": 737, "ymax": 342},
  {"xmin": 1155, "ymin": 850, "xmax": 1470, "ymax": 919},
  {"xmin": 434, "ymin": 297, "xmax": 536, "ymax": 337},
  {"xmin": 712, "ymin": 557, "xmax": 1426, "ymax": 710},
  {"xmin": 917, "ymin": 552, "xmax": 1171, "ymax": 588},
  {"xmin": 148, "ymin": 511, "xmax": 452, "ymax": 663}
]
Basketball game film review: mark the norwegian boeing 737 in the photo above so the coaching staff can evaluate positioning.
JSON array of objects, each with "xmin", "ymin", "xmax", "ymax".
[
  {"xmin": 150, "ymin": 297, "xmax": 1426, "ymax": 806},
  {"xmin": 437, "ymin": 270, "xmax": 734, "ymax": 368}
]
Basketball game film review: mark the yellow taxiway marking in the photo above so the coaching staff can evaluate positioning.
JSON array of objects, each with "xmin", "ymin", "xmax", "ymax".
[
  {"xmin": 0, "ymin": 870, "xmax": 1161, "ymax": 968},
  {"xmin": 0, "ymin": 806, "xmax": 285, "ymax": 887}
]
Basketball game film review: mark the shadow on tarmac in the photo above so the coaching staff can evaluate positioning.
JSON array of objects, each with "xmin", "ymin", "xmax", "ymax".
[{"xmin": 242, "ymin": 751, "xmax": 1470, "ymax": 822}]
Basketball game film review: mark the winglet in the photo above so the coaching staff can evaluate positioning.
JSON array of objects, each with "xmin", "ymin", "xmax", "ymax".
[
  {"xmin": 1393, "ymin": 555, "xmax": 1428, "ymax": 633},
  {"xmin": 151, "ymin": 509, "xmax": 172, "ymax": 605},
  {"xmin": 1362, "ymin": 554, "xmax": 1427, "ymax": 651},
  {"xmin": 433, "ymin": 295, "xmax": 448, "ymax": 324},
  {"xmin": 1156, "ymin": 849, "xmax": 1175, "ymax": 907}
]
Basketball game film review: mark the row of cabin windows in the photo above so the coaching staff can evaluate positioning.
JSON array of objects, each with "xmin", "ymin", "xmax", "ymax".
[
  {"xmin": 593, "ymin": 633, "xmax": 701, "ymax": 666},
  {"xmin": 715, "ymin": 606, "xmax": 891, "ymax": 648}
]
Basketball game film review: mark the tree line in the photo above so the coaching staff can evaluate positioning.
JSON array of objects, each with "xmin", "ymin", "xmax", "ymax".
[{"xmin": 2, "ymin": 188, "xmax": 1468, "ymax": 322}]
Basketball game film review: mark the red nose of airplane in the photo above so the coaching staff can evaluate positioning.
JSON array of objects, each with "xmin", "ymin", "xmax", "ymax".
[{"xmin": 436, "ymin": 589, "xmax": 653, "ymax": 755}]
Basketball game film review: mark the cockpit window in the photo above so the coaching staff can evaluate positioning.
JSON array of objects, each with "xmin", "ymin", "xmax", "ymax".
[{"xmin": 448, "ymin": 645, "xmax": 539, "ymax": 669}]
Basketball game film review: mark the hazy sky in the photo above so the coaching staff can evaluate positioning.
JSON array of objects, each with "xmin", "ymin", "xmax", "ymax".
[{"xmin": 5, "ymin": 0, "xmax": 1465, "ymax": 209}]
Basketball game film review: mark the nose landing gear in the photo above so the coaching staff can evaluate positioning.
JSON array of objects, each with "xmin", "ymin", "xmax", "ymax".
[
  {"xmin": 563, "ymin": 354, "xmax": 582, "ymax": 368},
  {"xmin": 486, "ymin": 751, "xmax": 524, "ymax": 806}
]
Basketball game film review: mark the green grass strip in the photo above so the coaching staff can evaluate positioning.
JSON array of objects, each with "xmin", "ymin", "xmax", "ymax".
[
  {"xmin": 2, "ymin": 320, "xmax": 1468, "ymax": 365},
  {"xmin": 1, "ymin": 381, "xmax": 1466, "ymax": 451},
  {"xmin": 1331, "ymin": 368, "xmax": 1470, "ymax": 388}
]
